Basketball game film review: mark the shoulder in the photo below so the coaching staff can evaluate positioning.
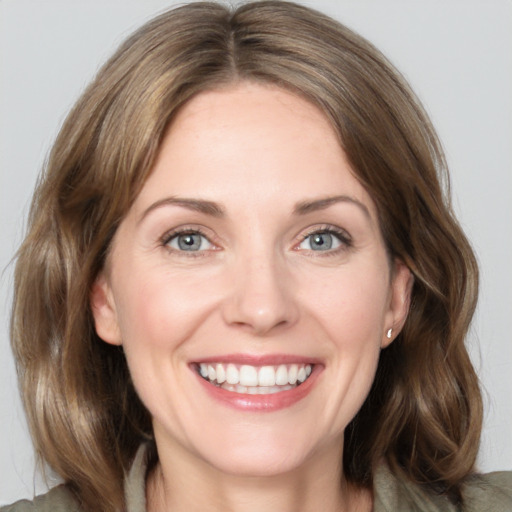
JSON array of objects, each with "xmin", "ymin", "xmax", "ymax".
[
  {"xmin": 462, "ymin": 471, "xmax": 512, "ymax": 512},
  {"xmin": 0, "ymin": 486, "xmax": 81, "ymax": 512},
  {"xmin": 374, "ymin": 464, "xmax": 512, "ymax": 512}
]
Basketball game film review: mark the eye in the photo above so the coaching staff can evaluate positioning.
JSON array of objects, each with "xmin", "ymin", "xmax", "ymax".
[
  {"xmin": 165, "ymin": 231, "xmax": 213, "ymax": 252},
  {"xmin": 297, "ymin": 228, "xmax": 350, "ymax": 252}
]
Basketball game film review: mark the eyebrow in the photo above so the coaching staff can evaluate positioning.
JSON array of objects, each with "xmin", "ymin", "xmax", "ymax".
[
  {"xmin": 139, "ymin": 194, "xmax": 370, "ymax": 223},
  {"xmin": 138, "ymin": 197, "xmax": 225, "ymax": 223},
  {"xmin": 293, "ymin": 195, "xmax": 371, "ymax": 218}
]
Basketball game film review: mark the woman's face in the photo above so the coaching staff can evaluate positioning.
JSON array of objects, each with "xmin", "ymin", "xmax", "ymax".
[{"xmin": 92, "ymin": 83, "xmax": 412, "ymax": 478}]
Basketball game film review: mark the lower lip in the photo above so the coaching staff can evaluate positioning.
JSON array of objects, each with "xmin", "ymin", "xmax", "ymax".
[{"xmin": 194, "ymin": 366, "xmax": 322, "ymax": 412}]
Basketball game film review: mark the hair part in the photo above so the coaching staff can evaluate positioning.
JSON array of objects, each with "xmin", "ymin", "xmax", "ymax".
[{"xmin": 11, "ymin": 2, "xmax": 481, "ymax": 510}]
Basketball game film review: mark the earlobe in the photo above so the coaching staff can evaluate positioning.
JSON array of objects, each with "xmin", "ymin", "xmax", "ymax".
[
  {"xmin": 90, "ymin": 273, "xmax": 122, "ymax": 346},
  {"xmin": 382, "ymin": 260, "xmax": 414, "ymax": 348}
]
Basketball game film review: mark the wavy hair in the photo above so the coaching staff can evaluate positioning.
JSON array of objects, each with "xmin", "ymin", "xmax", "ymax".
[{"xmin": 11, "ymin": 2, "xmax": 481, "ymax": 510}]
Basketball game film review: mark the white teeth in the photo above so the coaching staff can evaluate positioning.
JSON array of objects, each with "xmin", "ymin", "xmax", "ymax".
[
  {"xmin": 216, "ymin": 363, "xmax": 226, "ymax": 384},
  {"xmin": 220, "ymin": 382, "xmax": 295, "ymax": 394},
  {"xmin": 275, "ymin": 365, "xmax": 288, "ymax": 385},
  {"xmin": 258, "ymin": 366, "xmax": 276, "ymax": 386},
  {"xmin": 288, "ymin": 364, "xmax": 298, "ymax": 384},
  {"xmin": 226, "ymin": 364, "xmax": 239, "ymax": 384},
  {"xmin": 239, "ymin": 365, "xmax": 258, "ymax": 386},
  {"xmin": 199, "ymin": 362, "xmax": 314, "ymax": 391}
]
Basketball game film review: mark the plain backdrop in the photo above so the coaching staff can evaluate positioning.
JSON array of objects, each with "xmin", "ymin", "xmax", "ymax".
[{"xmin": 1, "ymin": 0, "xmax": 511, "ymax": 505}]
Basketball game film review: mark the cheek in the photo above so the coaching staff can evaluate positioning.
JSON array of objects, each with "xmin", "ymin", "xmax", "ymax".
[
  {"xmin": 111, "ymin": 268, "xmax": 223, "ymax": 421},
  {"xmin": 113, "ymin": 266, "xmax": 222, "ymax": 355},
  {"xmin": 301, "ymin": 263, "xmax": 390, "ymax": 422},
  {"xmin": 303, "ymin": 263, "xmax": 390, "ymax": 344}
]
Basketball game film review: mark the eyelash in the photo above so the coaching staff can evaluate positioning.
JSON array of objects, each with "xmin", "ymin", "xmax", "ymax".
[
  {"xmin": 160, "ymin": 227, "xmax": 216, "ymax": 257},
  {"xmin": 296, "ymin": 226, "xmax": 352, "ymax": 255},
  {"xmin": 160, "ymin": 225, "xmax": 352, "ymax": 256}
]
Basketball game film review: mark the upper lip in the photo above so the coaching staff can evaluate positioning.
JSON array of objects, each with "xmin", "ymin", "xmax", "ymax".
[{"xmin": 192, "ymin": 353, "xmax": 323, "ymax": 366}]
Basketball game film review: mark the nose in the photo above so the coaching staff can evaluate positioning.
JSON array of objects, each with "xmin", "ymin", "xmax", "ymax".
[{"xmin": 221, "ymin": 251, "xmax": 299, "ymax": 336}]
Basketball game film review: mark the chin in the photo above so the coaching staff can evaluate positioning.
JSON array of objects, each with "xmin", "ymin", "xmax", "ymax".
[
  {"xmin": 192, "ymin": 425, "xmax": 331, "ymax": 478},
  {"xmin": 204, "ymin": 448, "xmax": 310, "ymax": 478}
]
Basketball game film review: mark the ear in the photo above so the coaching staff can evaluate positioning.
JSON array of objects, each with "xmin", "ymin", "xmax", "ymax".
[
  {"xmin": 382, "ymin": 259, "xmax": 414, "ymax": 348},
  {"xmin": 90, "ymin": 273, "xmax": 122, "ymax": 346}
]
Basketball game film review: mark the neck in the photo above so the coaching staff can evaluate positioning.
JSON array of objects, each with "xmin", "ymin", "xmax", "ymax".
[{"xmin": 146, "ymin": 439, "xmax": 372, "ymax": 512}]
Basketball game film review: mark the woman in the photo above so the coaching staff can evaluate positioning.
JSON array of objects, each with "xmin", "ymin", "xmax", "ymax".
[{"xmin": 3, "ymin": 1, "xmax": 511, "ymax": 511}]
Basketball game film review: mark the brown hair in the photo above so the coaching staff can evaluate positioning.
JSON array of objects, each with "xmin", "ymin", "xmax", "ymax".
[{"xmin": 11, "ymin": 1, "xmax": 481, "ymax": 510}]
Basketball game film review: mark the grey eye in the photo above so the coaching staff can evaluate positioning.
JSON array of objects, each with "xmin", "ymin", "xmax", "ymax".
[
  {"xmin": 299, "ymin": 232, "xmax": 342, "ymax": 251},
  {"xmin": 168, "ymin": 233, "xmax": 212, "ymax": 252}
]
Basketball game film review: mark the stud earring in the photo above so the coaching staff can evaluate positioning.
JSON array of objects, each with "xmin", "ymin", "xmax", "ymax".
[{"xmin": 386, "ymin": 328, "xmax": 393, "ymax": 339}]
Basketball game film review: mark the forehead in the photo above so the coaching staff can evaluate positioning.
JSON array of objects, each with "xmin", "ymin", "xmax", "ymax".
[{"xmin": 132, "ymin": 82, "xmax": 378, "ymax": 219}]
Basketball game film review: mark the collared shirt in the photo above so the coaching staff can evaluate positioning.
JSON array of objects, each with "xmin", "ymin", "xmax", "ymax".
[{"xmin": 2, "ymin": 445, "xmax": 512, "ymax": 511}]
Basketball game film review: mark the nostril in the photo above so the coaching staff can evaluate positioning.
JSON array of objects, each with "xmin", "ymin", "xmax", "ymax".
[
  {"xmin": 222, "ymin": 295, "xmax": 299, "ymax": 335},
  {"xmin": 220, "ymin": 260, "xmax": 300, "ymax": 334}
]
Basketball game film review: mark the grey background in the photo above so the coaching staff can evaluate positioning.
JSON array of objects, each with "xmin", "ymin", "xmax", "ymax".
[{"xmin": 1, "ymin": 0, "xmax": 511, "ymax": 504}]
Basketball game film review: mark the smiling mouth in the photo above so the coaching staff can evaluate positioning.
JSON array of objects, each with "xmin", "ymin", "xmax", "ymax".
[{"xmin": 196, "ymin": 362, "xmax": 314, "ymax": 394}]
